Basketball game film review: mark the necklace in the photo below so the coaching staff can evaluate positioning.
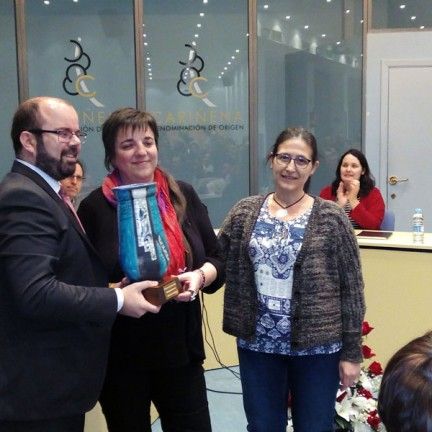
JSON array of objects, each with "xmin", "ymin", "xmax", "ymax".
[{"xmin": 272, "ymin": 192, "xmax": 306, "ymax": 217}]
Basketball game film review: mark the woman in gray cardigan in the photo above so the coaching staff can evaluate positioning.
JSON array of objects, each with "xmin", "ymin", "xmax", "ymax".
[{"xmin": 218, "ymin": 127, "xmax": 365, "ymax": 432}]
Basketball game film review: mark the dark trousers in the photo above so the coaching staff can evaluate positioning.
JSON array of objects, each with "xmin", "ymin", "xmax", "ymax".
[
  {"xmin": 0, "ymin": 414, "xmax": 84, "ymax": 432},
  {"xmin": 100, "ymin": 362, "xmax": 211, "ymax": 432},
  {"xmin": 238, "ymin": 347, "xmax": 341, "ymax": 432}
]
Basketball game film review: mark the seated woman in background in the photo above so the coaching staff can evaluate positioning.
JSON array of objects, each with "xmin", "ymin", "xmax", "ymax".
[{"xmin": 319, "ymin": 148, "xmax": 385, "ymax": 229}]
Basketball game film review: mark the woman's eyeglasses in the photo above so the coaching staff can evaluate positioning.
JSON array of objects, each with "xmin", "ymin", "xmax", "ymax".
[{"xmin": 273, "ymin": 153, "xmax": 311, "ymax": 168}]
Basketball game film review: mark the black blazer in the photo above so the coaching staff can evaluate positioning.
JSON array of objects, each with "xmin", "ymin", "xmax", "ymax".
[{"xmin": 0, "ymin": 161, "xmax": 118, "ymax": 421}]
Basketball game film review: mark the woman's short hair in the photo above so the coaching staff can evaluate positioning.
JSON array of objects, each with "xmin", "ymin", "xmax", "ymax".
[
  {"xmin": 102, "ymin": 107, "xmax": 187, "ymax": 223},
  {"xmin": 331, "ymin": 148, "xmax": 375, "ymax": 197},
  {"xmin": 102, "ymin": 108, "xmax": 159, "ymax": 171},
  {"xmin": 378, "ymin": 331, "xmax": 432, "ymax": 432}
]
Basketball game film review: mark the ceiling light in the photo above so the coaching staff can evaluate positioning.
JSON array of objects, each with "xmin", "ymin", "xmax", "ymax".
[
  {"xmin": 399, "ymin": 4, "xmax": 406, "ymax": 9},
  {"xmin": 146, "ymin": 57, "xmax": 150, "ymax": 61},
  {"xmin": 304, "ymin": 25, "xmax": 309, "ymax": 29},
  {"xmin": 420, "ymin": 25, "xmax": 425, "ymax": 29},
  {"xmin": 345, "ymin": 9, "xmax": 350, "ymax": 14},
  {"xmin": 264, "ymin": 5, "xmax": 269, "ymax": 9},
  {"xmin": 224, "ymin": 67, "xmax": 228, "ymax": 70},
  {"xmin": 321, "ymin": 34, "xmax": 326, "ymax": 38},
  {"xmin": 227, "ymin": 61, "xmax": 231, "ymax": 65},
  {"xmin": 285, "ymin": 15, "xmax": 291, "ymax": 20},
  {"xmin": 336, "ymin": 41, "xmax": 341, "ymax": 45},
  {"xmin": 194, "ymin": 34, "xmax": 199, "ymax": 38},
  {"xmin": 411, "ymin": 16, "xmax": 416, "ymax": 20},
  {"xmin": 231, "ymin": 56, "xmax": 235, "ymax": 59},
  {"xmin": 43, "ymin": 0, "xmax": 50, "ymax": 4},
  {"xmin": 144, "ymin": 42, "xmax": 148, "ymax": 46},
  {"xmin": 203, "ymin": 0, "xmax": 208, "ymax": 3},
  {"xmin": 235, "ymin": 49, "xmax": 240, "ymax": 53},
  {"xmin": 197, "ymin": 23, "xmax": 201, "ymax": 28},
  {"xmin": 200, "ymin": 12, "xmax": 205, "ymax": 17}
]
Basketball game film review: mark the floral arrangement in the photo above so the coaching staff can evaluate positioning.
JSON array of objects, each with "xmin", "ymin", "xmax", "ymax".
[
  {"xmin": 287, "ymin": 321, "xmax": 385, "ymax": 432},
  {"xmin": 334, "ymin": 321, "xmax": 386, "ymax": 432}
]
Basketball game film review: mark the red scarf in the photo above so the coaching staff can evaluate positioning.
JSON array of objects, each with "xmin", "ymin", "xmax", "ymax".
[{"xmin": 102, "ymin": 167, "xmax": 186, "ymax": 279}]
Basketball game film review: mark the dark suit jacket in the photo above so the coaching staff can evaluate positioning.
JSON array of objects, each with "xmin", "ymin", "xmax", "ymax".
[{"xmin": 0, "ymin": 161, "xmax": 118, "ymax": 421}]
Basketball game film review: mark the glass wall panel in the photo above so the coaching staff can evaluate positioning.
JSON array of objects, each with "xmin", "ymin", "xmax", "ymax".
[
  {"xmin": 26, "ymin": 0, "xmax": 136, "ymax": 200},
  {"xmin": 0, "ymin": 0, "xmax": 19, "ymax": 178},
  {"xmin": 143, "ymin": 0, "xmax": 249, "ymax": 226},
  {"xmin": 257, "ymin": 0, "xmax": 363, "ymax": 196},
  {"xmin": 372, "ymin": 0, "xmax": 432, "ymax": 30}
]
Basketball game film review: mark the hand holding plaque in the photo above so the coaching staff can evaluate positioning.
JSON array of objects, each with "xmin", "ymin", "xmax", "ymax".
[{"xmin": 113, "ymin": 183, "xmax": 181, "ymax": 306}]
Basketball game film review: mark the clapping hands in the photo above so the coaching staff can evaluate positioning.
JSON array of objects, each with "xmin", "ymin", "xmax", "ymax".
[{"xmin": 337, "ymin": 180, "xmax": 360, "ymax": 207}]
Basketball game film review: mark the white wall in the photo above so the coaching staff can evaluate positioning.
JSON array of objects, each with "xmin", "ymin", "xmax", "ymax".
[{"xmin": 365, "ymin": 30, "xmax": 432, "ymax": 188}]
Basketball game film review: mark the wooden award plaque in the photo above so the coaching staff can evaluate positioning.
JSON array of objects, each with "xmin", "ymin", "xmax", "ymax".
[{"xmin": 143, "ymin": 277, "xmax": 182, "ymax": 306}]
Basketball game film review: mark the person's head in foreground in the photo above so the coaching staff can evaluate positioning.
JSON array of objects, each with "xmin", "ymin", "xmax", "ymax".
[{"xmin": 378, "ymin": 331, "xmax": 432, "ymax": 432}]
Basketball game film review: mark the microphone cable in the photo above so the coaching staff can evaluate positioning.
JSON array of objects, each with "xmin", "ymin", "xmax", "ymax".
[{"xmin": 200, "ymin": 293, "xmax": 242, "ymax": 395}]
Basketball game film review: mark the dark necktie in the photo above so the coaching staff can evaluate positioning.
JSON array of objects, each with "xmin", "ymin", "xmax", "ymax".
[{"xmin": 59, "ymin": 190, "xmax": 85, "ymax": 233}]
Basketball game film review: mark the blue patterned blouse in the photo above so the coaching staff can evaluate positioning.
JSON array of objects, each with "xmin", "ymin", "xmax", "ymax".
[{"xmin": 238, "ymin": 197, "xmax": 341, "ymax": 356}]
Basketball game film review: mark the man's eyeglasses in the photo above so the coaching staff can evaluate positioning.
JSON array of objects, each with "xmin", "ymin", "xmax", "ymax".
[
  {"xmin": 273, "ymin": 153, "xmax": 311, "ymax": 169},
  {"xmin": 28, "ymin": 129, "xmax": 87, "ymax": 144},
  {"xmin": 68, "ymin": 175, "xmax": 85, "ymax": 182}
]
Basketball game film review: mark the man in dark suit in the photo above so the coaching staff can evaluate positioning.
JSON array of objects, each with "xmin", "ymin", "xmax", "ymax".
[{"xmin": 0, "ymin": 96, "xmax": 160, "ymax": 432}]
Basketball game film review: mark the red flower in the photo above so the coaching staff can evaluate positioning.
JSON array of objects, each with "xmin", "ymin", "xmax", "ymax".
[
  {"xmin": 362, "ymin": 321, "xmax": 374, "ymax": 336},
  {"xmin": 336, "ymin": 390, "xmax": 347, "ymax": 403},
  {"xmin": 367, "ymin": 412, "xmax": 381, "ymax": 430},
  {"xmin": 358, "ymin": 387, "xmax": 373, "ymax": 399},
  {"xmin": 362, "ymin": 344, "xmax": 376, "ymax": 359},
  {"xmin": 368, "ymin": 361, "xmax": 383, "ymax": 376}
]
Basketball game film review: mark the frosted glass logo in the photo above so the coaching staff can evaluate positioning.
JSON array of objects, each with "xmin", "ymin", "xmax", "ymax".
[
  {"xmin": 62, "ymin": 38, "xmax": 104, "ymax": 108},
  {"xmin": 176, "ymin": 44, "xmax": 216, "ymax": 108}
]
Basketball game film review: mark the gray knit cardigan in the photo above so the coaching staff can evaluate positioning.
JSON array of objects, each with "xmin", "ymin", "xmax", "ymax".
[{"xmin": 218, "ymin": 195, "xmax": 366, "ymax": 363}]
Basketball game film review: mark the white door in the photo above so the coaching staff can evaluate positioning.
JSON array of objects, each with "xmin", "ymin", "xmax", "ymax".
[{"xmin": 380, "ymin": 60, "xmax": 432, "ymax": 231}]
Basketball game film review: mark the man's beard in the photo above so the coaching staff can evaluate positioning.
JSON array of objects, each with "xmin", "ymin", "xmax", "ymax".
[{"xmin": 35, "ymin": 136, "xmax": 77, "ymax": 180}]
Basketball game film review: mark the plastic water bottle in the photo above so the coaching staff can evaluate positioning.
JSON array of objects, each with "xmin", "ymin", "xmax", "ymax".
[{"xmin": 412, "ymin": 208, "xmax": 424, "ymax": 244}]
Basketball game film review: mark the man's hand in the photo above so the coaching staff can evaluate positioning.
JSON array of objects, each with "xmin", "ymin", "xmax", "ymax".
[{"xmin": 120, "ymin": 280, "xmax": 161, "ymax": 317}]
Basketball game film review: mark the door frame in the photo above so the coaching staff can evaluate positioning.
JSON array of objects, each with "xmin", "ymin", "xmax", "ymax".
[{"xmin": 380, "ymin": 58, "xmax": 432, "ymax": 204}]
